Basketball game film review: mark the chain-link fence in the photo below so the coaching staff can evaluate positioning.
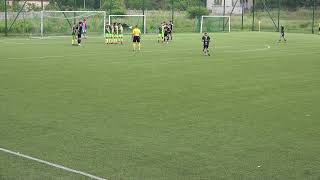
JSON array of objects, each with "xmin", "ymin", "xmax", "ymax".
[
  {"xmin": 0, "ymin": 0, "xmax": 319, "ymax": 36},
  {"xmin": 251, "ymin": 0, "xmax": 320, "ymax": 33}
]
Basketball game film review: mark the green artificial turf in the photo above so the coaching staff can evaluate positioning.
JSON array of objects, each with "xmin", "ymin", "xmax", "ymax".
[{"xmin": 0, "ymin": 32, "xmax": 320, "ymax": 180}]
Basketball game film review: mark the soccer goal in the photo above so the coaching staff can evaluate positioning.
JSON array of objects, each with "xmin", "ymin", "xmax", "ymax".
[
  {"xmin": 39, "ymin": 11, "xmax": 106, "ymax": 37},
  {"xmin": 200, "ymin": 16, "xmax": 231, "ymax": 33},
  {"xmin": 108, "ymin": 15, "xmax": 146, "ymax": 34}
]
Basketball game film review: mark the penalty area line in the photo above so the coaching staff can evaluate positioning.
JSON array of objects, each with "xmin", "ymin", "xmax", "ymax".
[{"xmin": 0, "ymin": 147, "xmax": 107, "ymax": 180}]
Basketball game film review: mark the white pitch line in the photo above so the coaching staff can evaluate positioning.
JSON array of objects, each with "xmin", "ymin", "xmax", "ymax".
[
  {"xmin": 226, "ymin": 45, "xmax": 270, "ymax": 53},
  {"xmin": 0, "ymin": 147, "xmax": 107, "ymax": 180}
]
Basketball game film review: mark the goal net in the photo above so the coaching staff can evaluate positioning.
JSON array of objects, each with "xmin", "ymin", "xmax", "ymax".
[
  {"xmin": 108, "ymin": 15, "xmax": 146, "ymax": 34},
  {"xmin": 40, "ymin": 11, "xmax": 106, "ymax": 37},
  {"xmin": 200, "ymin": 16, "xmax": 231, "ymax": 33}
]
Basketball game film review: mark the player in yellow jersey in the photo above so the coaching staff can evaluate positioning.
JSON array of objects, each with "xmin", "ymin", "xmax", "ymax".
[{"xmin": 132, "ymin": 25, "xmax": 141, "ymax": 51}]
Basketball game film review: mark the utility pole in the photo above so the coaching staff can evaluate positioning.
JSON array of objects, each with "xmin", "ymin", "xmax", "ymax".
[{"xmin": 84, "ymin": 0, "xmax": 86, "ymax": 9}]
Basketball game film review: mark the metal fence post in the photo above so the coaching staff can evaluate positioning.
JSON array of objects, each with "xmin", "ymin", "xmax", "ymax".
[
  {"xmin": 171, "ymin": 0, "xmax": 174, "ymax": 24},
  {"xmin": 109, "ymin": 0, "xmax": 112, "ymax": 15},
  {"xmin": 223, "ymin": 0, "xmax": 226, "ymax": 31},
  {"xmin": 74, "ymin": 0, "xmax": 76, "ymax": 25},
  {"xmin": 241, "ymin": 0, "xmax": 244, "ymax": 30},
  {"xmin": 142, "ymin": 0, "xmax": 145, "ymax": 33},
  {"xmin": 312, "ymin": 0, "xmax": 315, "ymax": 34},
  {"xmin": 277, "ymin": 0, "xmax": 280, "ymax": 32},
  {"xmin": 252, "ymin": 0, "xmax": 255, "ymax": 31},
  {"xmin": 197, "ymin": 0, "xmax": 201, "ymax": 32},
  {"xmin": 4, "ymin": 0, "xmax": 8, "ymax": 36}
]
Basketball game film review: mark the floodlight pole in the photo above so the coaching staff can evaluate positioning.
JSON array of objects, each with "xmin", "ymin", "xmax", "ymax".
[
  {"xmin": 4, "ymin": 0, "xmax": 8, "ymax": 36},
  {"xmin": 84, "ymin": 0, "xmax": 86, "ymax": 9}
]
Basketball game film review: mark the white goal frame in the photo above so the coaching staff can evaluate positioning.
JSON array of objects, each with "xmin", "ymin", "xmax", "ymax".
[
  {"xmin": 41, "ymin": 11, "xmax": 107, "ymax": 37},
  {"xmin": 200, "ymin": 15, "xmax": 231, "ymax": 33},
  {"xmin": 108, "ymin": 15, "xmax": 146, "ymax": 34}
]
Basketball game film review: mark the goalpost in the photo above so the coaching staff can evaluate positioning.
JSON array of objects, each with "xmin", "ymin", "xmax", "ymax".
[
  {"xmin": 108, "ymin": 15, "xmax": 146, "ymax": 34},
  {"xmin": 200, "ymin": 16, "xmax": 231, "ymax": 33},
  {"xmin": 40, "ymin": 11, "xmax": 106, "ymax": 37}
]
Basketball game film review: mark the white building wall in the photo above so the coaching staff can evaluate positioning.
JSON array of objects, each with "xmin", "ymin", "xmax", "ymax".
[{"xmin": 207, "ymin": 0, "xmax": 253, "ymax": 15}]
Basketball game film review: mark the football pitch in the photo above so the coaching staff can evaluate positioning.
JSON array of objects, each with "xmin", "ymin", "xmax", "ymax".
[{"xmin": 0, "ymin": 32, "xmax": 320, "ymax": 180}]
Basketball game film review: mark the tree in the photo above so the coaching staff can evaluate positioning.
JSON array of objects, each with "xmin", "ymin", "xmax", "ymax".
[
  {"xmin": 101, "ymin": 0, "xmax": 126, "ymax": 14},
  {"xmin": 0, "ymin": 0, "xmax": 5, "ymax": 11},
  {"xmin": 187, "ymin": 6, "xmax": 209, "ymax": 18}
]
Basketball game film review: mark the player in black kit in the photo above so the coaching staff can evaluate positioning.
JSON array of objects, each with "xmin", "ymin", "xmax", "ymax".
[
  {"xmin": 168, "ymin": 21, "xmax": 173, "ymax": 40},
  {"xmin": 164, "ymin": 24, "xmax": 171, "ymax": 44},
  {"xmin": 202, "ymin": 32, "xmax": 211, "ymax": 56},
  {"xmin": 279, "ymin": 25, "xmax": 287, "ymax": 42},
  {"xmin": 77, "ymin": 21, "xmax": 83, "ymax": 46}
]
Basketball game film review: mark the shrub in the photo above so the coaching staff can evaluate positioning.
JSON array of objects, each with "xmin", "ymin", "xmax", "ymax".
[{"xmin": 187, "ymin": 7, "xmax": 209, "ymax": 19}]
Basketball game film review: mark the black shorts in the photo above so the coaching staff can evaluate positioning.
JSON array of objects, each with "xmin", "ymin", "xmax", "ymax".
[
  {"xmin": 281, "ymin": 33, "xmax": 285, "ymax": 37},
  {"xmin": 77, "ymin": 34, "xmax": 81, "ymax": 38},
  {"xmin": 203, "ymin": 45, "xmax": 209, "ymax": 49},
  {"xmin": 133, "ymin": 36, "xmax": 140, "ymax": 43}
]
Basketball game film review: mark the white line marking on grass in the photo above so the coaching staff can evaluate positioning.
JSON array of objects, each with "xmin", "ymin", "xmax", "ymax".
[
  {"xmin": 225, "ymin": 45, "xmax": 271, "ymax": 53},
  {"xmin": 0, "ymin": 41, "xmax": 27, "ymax": 45},
  {"xmin": 3, "ymin": 46, "xmax": 233, "ymax": 60},
  {"xmin": 0, "ymin": 147, "xmax": 107, "ymax": 180},
  {"xmin": 6, "ymin": 52, "xmax": 102, "ymax": 60},
  {"xmin": 7, "ymin": 55, "xmax": 67, "ymax": 60},
  {"xmin": 0, "ymin": 41, "xmax": 60, "ymax": 45}
]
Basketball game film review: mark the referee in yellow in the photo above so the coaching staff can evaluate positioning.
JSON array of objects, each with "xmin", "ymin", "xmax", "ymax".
[{"xmin": 132, "ymin": 25, "xmax": 141, "ymax": 51}]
